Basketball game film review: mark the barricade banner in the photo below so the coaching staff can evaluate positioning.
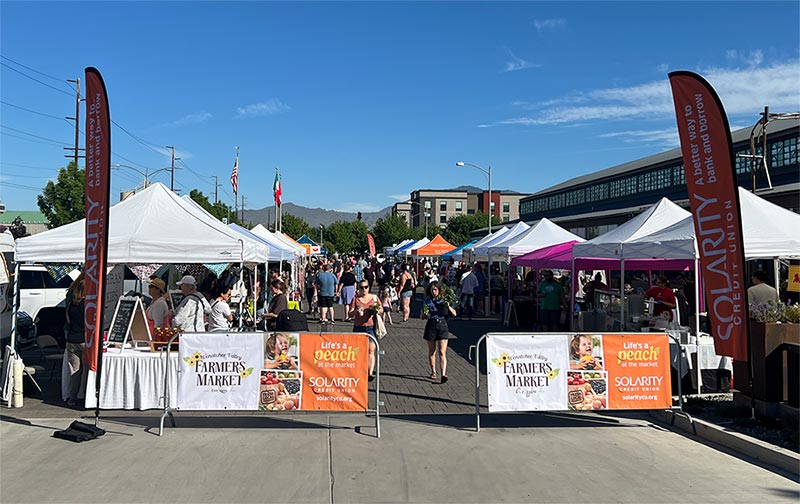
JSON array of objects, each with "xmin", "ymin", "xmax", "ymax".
[
  {"xmin": 178, "ymin": 332, "xmax": 264, "ymax": 410},
  {"xmin": 175, "ymin": 332, "xmax": 369, "ymax": 412},
  {"xmin": 486, "ymin": 333, "xmax": 671, "ymax": 412},
  {"xmin": 299, "ymin": 332, "xmax": 369, "ymax": 411}
]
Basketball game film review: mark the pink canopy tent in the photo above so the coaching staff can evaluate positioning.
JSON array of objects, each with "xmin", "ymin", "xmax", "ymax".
[{"xmin": 511, "ymin": 240, "xmax": 695, "ymax": 271}]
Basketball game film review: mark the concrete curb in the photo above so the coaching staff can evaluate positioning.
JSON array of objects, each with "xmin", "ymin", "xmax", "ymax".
[{"xmin": 649, "ymin": 409, "xmax": 800, "ymax": 478}]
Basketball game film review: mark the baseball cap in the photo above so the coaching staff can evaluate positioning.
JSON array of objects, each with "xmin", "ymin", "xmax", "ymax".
[{"xmin": 176, "ymin": 275, "xmax": 197, "ymax": 287}]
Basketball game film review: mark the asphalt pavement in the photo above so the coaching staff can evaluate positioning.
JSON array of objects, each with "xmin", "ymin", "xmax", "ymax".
[{"xmin": 2, "ymin": 296, "xmax": 799, "ymax": 503}]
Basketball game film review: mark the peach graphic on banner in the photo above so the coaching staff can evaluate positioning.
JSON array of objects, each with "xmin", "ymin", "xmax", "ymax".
[
  {"xmin": 602, "ymin": 334, "xmax": 672, "ymax": 410},
  {"xmin": 299, "ymin": 333, "xmax": 369, "ymax": 411}
]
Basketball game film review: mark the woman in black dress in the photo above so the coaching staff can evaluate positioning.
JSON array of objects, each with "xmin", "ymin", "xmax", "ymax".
[{"xmin": 420, "ymin": 281, "xmax": 456, "ymax": 383}]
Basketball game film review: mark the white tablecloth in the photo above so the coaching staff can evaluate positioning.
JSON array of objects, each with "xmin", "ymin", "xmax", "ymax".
[{"xmin": 83, "ymin": 349, "xmax": 179, "ymax": 410}]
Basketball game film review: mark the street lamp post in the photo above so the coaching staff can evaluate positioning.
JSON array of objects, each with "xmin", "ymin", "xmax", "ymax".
[
  {"xmin": 404, "ymin": 200, "xmax": 431, "ymax": 236},
  {"xmin": 112, "ymin": 164, "xmax": 172, "ymax": 189},
  {"xmin": 456, "ymin": 161, "xmax": 492, "ymax": 235},
  {"xmin": 319, "ymin": 225, "xmax": 324, "ymax": 246}
]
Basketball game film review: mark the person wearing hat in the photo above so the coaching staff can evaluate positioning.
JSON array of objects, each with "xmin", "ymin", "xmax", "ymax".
[
  {"xmin": 146, "ymin": 278, "xmax": 172, "ymax": 328},
  {"xmin": 172, "ymin": 275, "xmax": 212, "ymax": 332}
]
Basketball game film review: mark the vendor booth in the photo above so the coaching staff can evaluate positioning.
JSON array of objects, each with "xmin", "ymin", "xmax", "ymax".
[{"xmin": 12, "ymin": 183, "xmax": 271, "ymax": 408}]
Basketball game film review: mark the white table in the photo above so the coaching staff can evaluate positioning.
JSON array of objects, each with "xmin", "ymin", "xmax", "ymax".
[{"xmin": 82, "ymin": 348, "xmax": 179, "ymax": 410}]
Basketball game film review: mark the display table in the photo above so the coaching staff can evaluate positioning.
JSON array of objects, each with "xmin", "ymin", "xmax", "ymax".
[{"xmin": 83, "ymin": 348, "xmax": 178, "ymax": 410}]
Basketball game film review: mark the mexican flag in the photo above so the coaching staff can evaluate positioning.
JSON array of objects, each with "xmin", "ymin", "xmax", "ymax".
[{"xmin": 273, "ymin": 169, "xmax": 282, "ymax": 206}]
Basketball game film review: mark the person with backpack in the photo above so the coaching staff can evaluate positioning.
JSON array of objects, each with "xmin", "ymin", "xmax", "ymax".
[{"xmin": 173, "ymin": 275, "xmax": 212, "ymax": 332}]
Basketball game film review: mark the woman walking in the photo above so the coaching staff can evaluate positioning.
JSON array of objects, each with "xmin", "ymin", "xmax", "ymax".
[
  {"xmin": 420, "ymin": 281, "xmax": 456, "ymax": 383},
  {"xmin": 337, "ymin": 263, "xmax": 357, "ymax": 321},
  {"xmin": 397, "ymin": 263, "xmax": 415, "ymax": 322},
  {"xmin": 351, "ymin": 280, "xmax": 383, "ymax": 381}
]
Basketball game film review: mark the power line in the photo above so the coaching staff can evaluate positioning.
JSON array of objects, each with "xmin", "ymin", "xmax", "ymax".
[
  {"xmin": 0, "ymin": 100, "xmax": 71, "ymax": 122},
  {"xmin": 0, "ymin": 124, "xmax": 71, "ymax": 146},
  {"xmin": 0, "ymin": 62, "xmax": 73, "ymax": 97},
  {"xmin": 0, "ymin": 162, "xmax": 66, "ymax": 172},
  {"xmin": 0, "ymin": 181, "xmax": 42, "ymax": 191},
  {"xmin": 111, "ymin": 119, "xmax": 171, "ymax": 157},
  {"xmin": 0, "ymin": 55, "xmax": 72, "ymax": 85}
]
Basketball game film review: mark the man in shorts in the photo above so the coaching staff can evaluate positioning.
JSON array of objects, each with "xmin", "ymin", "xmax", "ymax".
[{"xmin": 315, "ymin": 263, "xmax": 339, "ymax": 324}]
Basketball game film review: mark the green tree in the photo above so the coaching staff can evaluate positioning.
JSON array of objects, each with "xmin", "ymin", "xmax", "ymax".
[
  {"xmin": 37, "ymin": 161, "xmax": 85, "ymax": 228},
  {"xmin": 371, "ymin": 214, "xmax": 412, "ymax": 250},
  {"xmin": 442, "ymin": 212, "xmax": 501, "ymax": 245},
  {"xmin": 189, "ymin": 189, "xmax": 239, "ymax": 225},
  {"xmin": 281, "ymin": 214, "xmax": 312, "ymax": 240},
  {"xmin": 324, "ymin": 220, "xmax": 370, "ymax": 256}
]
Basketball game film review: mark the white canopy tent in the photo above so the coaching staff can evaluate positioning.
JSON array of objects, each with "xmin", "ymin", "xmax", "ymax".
[
  {"xmin": 12, "ymin": 183, "xmax": 271, "ymax": 346},
  {"xmin": 384, "ymin": 239, "xmax": 414, "ymax": 256},
  {"xmin": 404, "ymin": 237, "xmax": 430, "ymax": 256},
  {"xmin": 15, "ymin": 183, "xmax": 269, "ymax": 264},
  {"xmin": 488, "ymin": 218, "xmax": 584, "ymax": 261},
  {"xmin": 470, "ymin": 221, "xmax": 531, "ymax": 262},
  {"xmin": 462, "ymin": 226, "xmax": 509, "ymax": 262},
  {"xmin": 625, "ymin": 187, "xmax": 800, "ymax": 260}
]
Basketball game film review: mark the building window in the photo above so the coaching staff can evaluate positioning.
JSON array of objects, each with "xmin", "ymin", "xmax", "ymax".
[
  {"xmin": 467, "ymin": 209, "xmax": 475, "ymax": 215},
  {"xmin": 503, "ymin": 214, "xmax": 510, "ymax": 222},
  {"xmin": 440, "ymin": 201, "xmax": 447, "ymax": 211},
  {"xmin": 439, "ymin": 213, "xmax": 447, "ymax": 224},
  {"xmin": 424, "ymin": 200, "xmax": 431, "ymax": 209},
  {"xmin": 502, "ymin": 202, "xmax": 510, "ymax": 212},
  {"xmin": 490, "ymin": 201, "xmax": 495, "ymax": 211},
  {"xmin": 455, "ymin": 201, "xmax": 462, "ymax": 211}
]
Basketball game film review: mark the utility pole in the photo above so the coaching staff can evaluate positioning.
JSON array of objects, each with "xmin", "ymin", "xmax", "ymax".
[
  {"xmin": 241, "ymin": 195, "xmax": 246, "ymax": 223},
  {"xmin": 166, "ymin": 145, "xmax": 180, "ymax": 191},
  {"xmin": 214, "ymin": 175, "xmax": 219, "ymax": 204},
  {"xmin": 64, "ymin": 77, "xmax": 84, "ymax": 167}
]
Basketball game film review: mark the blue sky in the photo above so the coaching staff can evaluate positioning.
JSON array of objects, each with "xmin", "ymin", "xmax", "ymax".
[{"xmin": 2, "ymin": 1, "xmax": 798, "ymax": 216}]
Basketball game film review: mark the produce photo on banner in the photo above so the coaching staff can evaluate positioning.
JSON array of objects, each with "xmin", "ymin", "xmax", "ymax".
[
  {"xmin": 177, "ymin": 333, "xmax": 264, "ymax": 410},
  {"xmin": 299, "ymin": 333, "xmax": 369, "ymax": 411},
  {"xmin": 487, "ymin": 334, "xmax": 568, "ymax": 412},
  {"xmin": 485, "ymin": 333, "xmax": 672, "ymax": 413}
]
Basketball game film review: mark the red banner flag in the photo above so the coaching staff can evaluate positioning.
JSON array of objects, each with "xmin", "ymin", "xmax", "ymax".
[
  {"xmin": 367, "ymin": 233, "xmax": 376, "ymax": 258},
  {"xmin": 669, "ymin": 71, "xmax": 748, "ymax": 360},
  {"xmin": 84, "ymin": 68, "xmax": 112, "ymax": 372}
]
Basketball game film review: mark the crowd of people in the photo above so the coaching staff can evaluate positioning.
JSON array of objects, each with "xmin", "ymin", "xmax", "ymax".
[{"xmin": 58, "ymin": 250, "xmax": 786, "ymax": 406}]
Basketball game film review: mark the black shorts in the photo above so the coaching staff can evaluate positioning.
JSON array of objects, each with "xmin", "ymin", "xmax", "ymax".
[
  {"xmin": 319, "ymin": 296, "xmax": 334, "ymax": 308},
  {"xmin": 490, "ymin": 289, "xmax": 504, "ymax": 296},
  {"xmin": 423, "ymin": 318, "xmax": 454, "ymax": 341}
]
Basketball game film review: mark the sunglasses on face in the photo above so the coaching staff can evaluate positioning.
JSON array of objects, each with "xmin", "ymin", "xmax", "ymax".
[{"xmin": 358, "ymin": 285, "xmax": 369, "ymax": 289}]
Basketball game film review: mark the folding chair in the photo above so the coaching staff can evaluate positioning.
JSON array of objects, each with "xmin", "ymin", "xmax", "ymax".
[{"xmin": 36, "ymin": 335, "xmax": 64, "ymax": 380}]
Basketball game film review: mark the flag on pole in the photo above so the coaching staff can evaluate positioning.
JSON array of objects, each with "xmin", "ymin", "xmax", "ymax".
[
  {"xmin": 230, "ymin": 153, "xmax": 239, "ymax": 195},
  {"xmin": 273, "ymin": 168, "xmax": 282, "ymax": 206}
]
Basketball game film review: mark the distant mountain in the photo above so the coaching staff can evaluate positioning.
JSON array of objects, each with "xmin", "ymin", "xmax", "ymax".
[{"xmin": 243, "ymin": 202, "xmax": 392, "ymax": 229}]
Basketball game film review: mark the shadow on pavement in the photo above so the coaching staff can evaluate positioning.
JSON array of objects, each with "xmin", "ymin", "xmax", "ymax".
[{"xmin": 382, "ymin": 411, "xmax": 648, "ymax": 431}]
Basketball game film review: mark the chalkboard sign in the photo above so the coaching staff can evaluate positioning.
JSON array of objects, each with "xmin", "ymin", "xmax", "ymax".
[
  {"xmin": 169, "ymin": 290, "xmax": 185, "ymax": 311},
  {"xmin": 107, "ymin": 296, "xmax": 151, "ymax": 349}
]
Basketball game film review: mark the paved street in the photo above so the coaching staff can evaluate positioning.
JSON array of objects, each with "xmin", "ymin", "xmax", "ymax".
[{"xmin": 2, "ymin": 296, "xmax": 799, "ymax": 503}]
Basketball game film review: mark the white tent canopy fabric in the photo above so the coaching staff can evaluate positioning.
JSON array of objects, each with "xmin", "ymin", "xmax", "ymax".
[
  {"xmin": 471, "ymin": 221, "xmax": 530, "ymax": 261},
  {"xmin": 386, "ymin": 239, "xmax": 415, "ymax": 255},
  {"xmin": 248, "ymin": 225, "xmax": 302, "ymax": 260},
  {"xmin": 624, "ymin": 187, "xmax": 800, "ymax": 260},
  {"xmin": 15, "ymin": 183, "xmax": 269, "ymax": 264},
  {"xmin": 488, "ymin": 218, "xmax": 584, "ymax": 260},
  {"xmin": 404, "ymin": 237, "xmax": 430, "ymax": 256},
  {"xmin": 572, "ymin": 197, "xmax": 691, "ymax": 260}
]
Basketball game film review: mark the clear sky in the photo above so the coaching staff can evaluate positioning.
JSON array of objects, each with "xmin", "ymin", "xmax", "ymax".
[{"xmin": 2, "ymin": 1, "xmax": 798, "ymax": 215}]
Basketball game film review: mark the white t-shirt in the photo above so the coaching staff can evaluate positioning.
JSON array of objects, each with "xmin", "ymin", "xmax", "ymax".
[
  {"xmin": 208, "ymin": 299, "xmax": 232, "ymax": 332},
  {"xmin": 460, "ymin": 271, "xmax": 479, "ymax": 295}
]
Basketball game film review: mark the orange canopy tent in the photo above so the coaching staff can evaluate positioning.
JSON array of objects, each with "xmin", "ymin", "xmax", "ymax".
[{"xmin": 411, "ymin": 234, "xmax": 456, "ymax": 257}]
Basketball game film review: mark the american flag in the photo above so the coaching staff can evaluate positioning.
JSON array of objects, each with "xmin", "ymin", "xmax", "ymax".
[{"xmin": 230, "ymin": 154, "xmax": 239, "ymax": 194}]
